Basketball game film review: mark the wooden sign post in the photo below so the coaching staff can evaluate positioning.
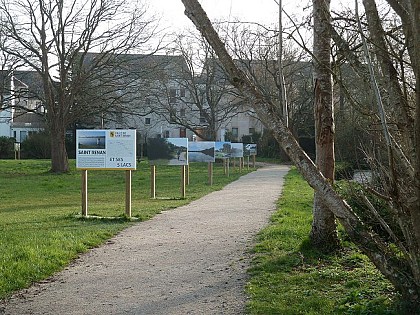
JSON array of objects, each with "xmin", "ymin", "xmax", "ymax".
[
  {"xmin": 150, "ymin": 165, "xmax": 156, "ymax": 199},
  {"xmin": 125, "ymin": 170, "xmax": 132, "ymax": 217},
  {"xmin": 186, "ymin": 164, "xmax": 190, "ymax": 185},
  {"xmin": 14, "ymin": 143, "xmax": 21, "ymax": 160},
  {"xmin": 226, "ymin": 158, "xmax": 230, "ymax": 177},
  {"xmin": 208, "ymin": 162, "xmax": 213, "ymax": 185},
  {"xmin": 76, "ymin": 129, "xmax": 137, "ymax": 218},
  {"xmin": 223, "ymin": 158, "xmax": 230, "ymax": 176},
  {"xmin": 82, "ymin": 169, "xmax": 88, "ymax": 217},
  {"xmin": 181, "ymin": 165, "xmax": 186, "ymax": 198}
]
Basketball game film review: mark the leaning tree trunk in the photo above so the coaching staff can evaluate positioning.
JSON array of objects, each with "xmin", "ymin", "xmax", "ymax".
[
  {"xmin": 310, "ymin": 0, "xmax": 339, "ymax": 250},
  {"xmin": 180, "ymin": 0, "xmax": 420, "ymax": 308}
]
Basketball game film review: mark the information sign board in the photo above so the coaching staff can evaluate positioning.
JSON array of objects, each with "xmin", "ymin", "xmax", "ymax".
[
  {"xmin": 188, "ymin": 141, "xmax": 215, "ymax": 163},
  {"xmin": 76, "ymin": 129, "xmax": 136, "ymax": 170},
  {"xmin": 230, "ymin": 143, "xmax": 244, "ymax": 158},
  {"xmin": 148, "ymin": 137, "xmax": 188, "ymax": 166}
]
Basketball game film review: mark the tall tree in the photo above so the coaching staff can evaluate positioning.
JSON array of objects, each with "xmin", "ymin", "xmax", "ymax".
[
  {"xmin": 0, "ymin": 0, "xmax": 157, "ymax": 172},
  {"xmin": 180, "ymin": 0, "xmax": 420, "ymax": 309},
  {"xmin": 412, "ymin": 0, "xmax": 420, "ymax": 251},
  {"xmin": 310, "ymin": 0, "xmax": 339, "ymax": 249}
]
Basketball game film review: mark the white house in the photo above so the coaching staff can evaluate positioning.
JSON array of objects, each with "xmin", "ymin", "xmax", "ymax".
[
  {"xmin": 1, "ymin": 54, "xmax": 265, "ymax": 148},
  {"xmin": 0, "ymin": 71, "xmax": 46, "ymax": 142}
]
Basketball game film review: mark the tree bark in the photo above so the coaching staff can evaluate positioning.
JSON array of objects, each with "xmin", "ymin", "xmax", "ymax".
[
  {"xmin": 50, "ymin": 122, "xmax": 69, "ymax": 173},
  {"xmin": 363, "ymin": 0, "xmax": 414, "ymax": 145},
  {"xmin": 0, "ymin": 0, "xmax": 156, "ymax": 173},
  {"xmin": 180, "ymin": 0, "xmax": 420, "ymax": 306},
  {"xmin": 310, "ymin": 0, "xmax": 339, "ymax": 250},
  {"xmin": 411, "ymin": 0, "xmax": 420, "ymax": 267}
]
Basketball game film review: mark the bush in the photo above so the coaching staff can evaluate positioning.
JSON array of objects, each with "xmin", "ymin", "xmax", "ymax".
[
  {"xmin": 0, "ymin": 136, "xmax": 15, "ymax": 159},
  {"xmin": 21, "ymin": 131, "xmax": 51, "ymax": 159},
  {"xmin": 335, "ymin": 161, "xmax": 355, "ymax": 180},
  {"xmin": 241, "ymin": 132, "xmax": 261, "ymax": 144},
  {"xmin": 253, "ymin": 131, "xmax": 291, "ymax": 161},
  {"xmin": 335, "ymin": 180, "xmax": 402, "ymax": 242}
]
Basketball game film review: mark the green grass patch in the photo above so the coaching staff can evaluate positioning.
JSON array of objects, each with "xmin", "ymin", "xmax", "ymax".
[
  {"xmin": 0, "ymin": 159, "xmax": 252, "ymax": 299},
  {"xmin": 246, "ymin": 167, "xmax": 400, "ymax": 314}
]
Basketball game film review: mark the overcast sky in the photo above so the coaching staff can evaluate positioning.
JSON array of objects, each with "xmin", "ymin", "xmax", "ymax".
[{"xmin": 149, "ymin": 0, "xmax": 311, "ymax": 31}]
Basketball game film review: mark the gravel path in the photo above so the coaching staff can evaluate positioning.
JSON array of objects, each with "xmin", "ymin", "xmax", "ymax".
[{"xmin": 2, "ymin": 164, "xmax": 289, "ymax": 315}]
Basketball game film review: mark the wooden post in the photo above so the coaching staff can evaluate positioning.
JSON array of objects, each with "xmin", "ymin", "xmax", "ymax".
[
  {"xmin": 223, "ymin": 158, "xmax": 227, "ymax": 175},
  {"xmin": 14, "ymin": 143, "xmax": 20, "ymax": 160},
  {"xmin": 208, "ymin": 162, "xmax": 213, "ymax": 186},
  {"xmin": 247, "ymin": 156, "xmax": 250, "ymax": 170},
  {"xmin": 227, "ymin": 158, "xmax": 230, "ymax": 177},
  {"xmin": 239, "ymin": 157, "xmax": 243, "ymax": 172},
  {"xmin": 181, "ymin": 165, "xmax": 186, "ymax": 198},
  {"xmin": 252, "ymin": 155, "xmax": 256, "ymax": 168},
  {"xmin": 150, "ymin": 165, "xmax": 156, "ymax": 199},
  {"xmin": 125, "ymin": 170, "xmax": 132, "ymax": 218},
  {"xmin": 186, "ymin": 164, "xmax": 190, "ymax": 185},
  {"xmin": 82, "ymin": 169, "xmax": 88, "ymax": 217}
]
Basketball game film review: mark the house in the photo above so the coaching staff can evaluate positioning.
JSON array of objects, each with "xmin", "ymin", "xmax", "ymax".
[
  {"xmin": 0, "ymin": 54, "xmax": 269, "ymax": 147},
  {"xmin": 76, "ymin": 52, "xmax": 265, "ymax": 143},
  {"xmin": 196, "ymin": 58, "xmax": 267, "ymax": 142},
  {"xmin": 0, "ymin": 70, "xmax": 46, "ymax": 142},
  {"xmin": 75, "ymin": 53, "xmax": 197, "ymax": 144}
]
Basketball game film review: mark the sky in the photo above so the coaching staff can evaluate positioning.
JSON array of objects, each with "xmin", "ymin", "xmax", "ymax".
[{"xmin": 149, "ymin": 0, "xmax": 311, "ymax": 31}]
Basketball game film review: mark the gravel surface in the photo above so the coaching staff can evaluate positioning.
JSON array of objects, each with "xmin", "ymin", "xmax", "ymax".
[{"xmin": 1, "ymin": 164, "xmax": 289, "ymax": 315}]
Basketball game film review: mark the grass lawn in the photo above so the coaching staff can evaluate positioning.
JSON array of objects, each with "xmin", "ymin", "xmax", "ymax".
[
  {"xmin": 0, "ymin": 158, "xmax": 251, "ymax": 300},
  {"xmin": 246, "ymin": 167, "xmax": 401, "ymax": 314}
]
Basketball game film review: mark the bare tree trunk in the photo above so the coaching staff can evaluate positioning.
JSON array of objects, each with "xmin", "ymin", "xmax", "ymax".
[
  {"xmin": 180, "ymin": 0, "xmax": 420, "ymax": 306},
  {"xmin": 50, "ymin": 122, "xmax": 69, "ymax": 173},
  {"xmin": 363, "ymin": 0, "xmax": 414, "ymax": 144},
  {"xmin": 411, "ymin": 0, "xmax": 420, "ymax": 265},
  {"xmin": 47, "ymin": 81, "xmax": 69, "ymax": 173},
  {"xmin": 0, "ymin": 0, "xmax": 156, "ymax": 173},
  {"xmin": 310, "ymin": 0, "xmax": 339, "ymax": 250}
]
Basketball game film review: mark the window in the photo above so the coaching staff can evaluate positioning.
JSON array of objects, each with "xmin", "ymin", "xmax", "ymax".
[
  {"xmin": 180, "ymin": 88, "xmax": 186, "ymax": 97},
  {"xmin": 20, "ymin": 131, "xmax": 28, "ymax": 142},
  {"xmin": 169, "ymin": 109, "xmax": 177, "ymax": 123},
  {"xmin": 231, "ymin": 127, "xmax": 239, "ymax": 139},
  {"xmin": 249, "ymin": 128, "xmax": 255, "ymax": 135},
  {"xmin": 164, "ymin": 130, "xmax": 170, "ymax": 138},
  {"xmin": 180, "ymin": 108, "xmax": 186, "ymax": 117},
  {"xmin": 169, "ymin": 89, "xmax": 177, "ymax": 104},
  {"xmin": 145, "ymin": 117, "xmax": 151, "ymax": 125},
  {"xmin": 199, "ymin": 109, "xmax": 207, "ymax": 124}
]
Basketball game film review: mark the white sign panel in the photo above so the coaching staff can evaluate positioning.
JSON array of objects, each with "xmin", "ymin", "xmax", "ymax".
[{"xmin": 76, "ymin": 129, "xmax": 136, "ymax": 170}]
